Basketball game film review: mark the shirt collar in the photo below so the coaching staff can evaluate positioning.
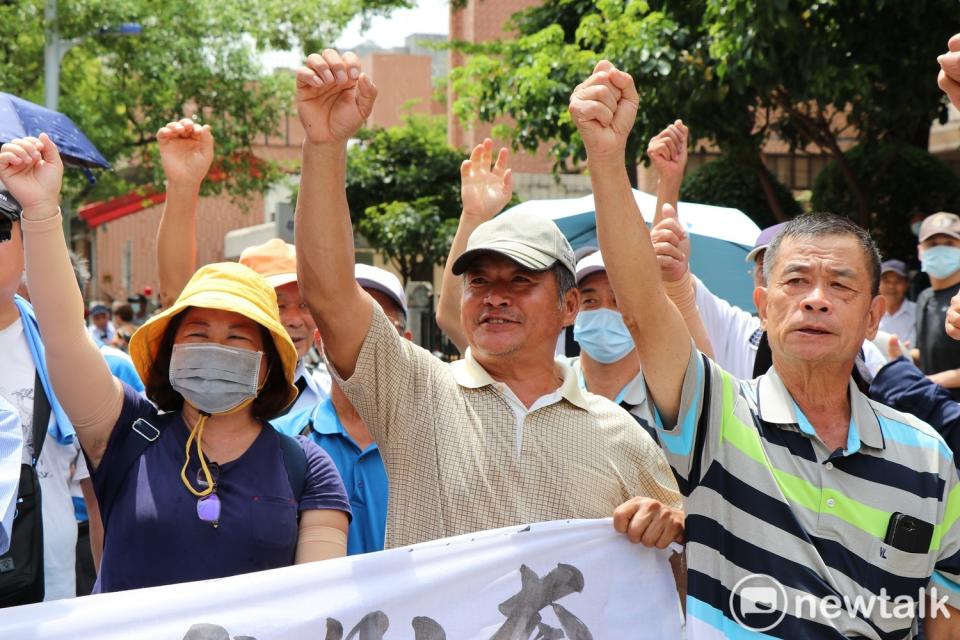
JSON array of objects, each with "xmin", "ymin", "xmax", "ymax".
[
  {"xmin": 451, "ymin": 349, "xmax": 591, "ymax": 411},
  {"xmin": 308, "ymin": 398, "xmax": 346, "ymax": 436},
  {"xmin": 569, "ymin": 357, "xmax": 648, "ymax": 408},
  {"xmin": 756, "ymin": 368, "xmax": 885, "ymax": 451}
]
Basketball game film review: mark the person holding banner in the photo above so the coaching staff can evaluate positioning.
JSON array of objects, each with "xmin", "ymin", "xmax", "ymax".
[
  {"xmin": 571, "ymin": 60, "xmax": 960, "ymax": 638},
  {"xmin": 293, "ymin": 50, "xmax": 683, "ymax": 554},
  {"xmin": 0, "ymin": 134, "xmax": 352, "ymax": 593}
]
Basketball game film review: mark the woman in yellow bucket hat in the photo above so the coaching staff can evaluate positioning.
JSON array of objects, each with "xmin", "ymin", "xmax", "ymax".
[{"xmin": 1, "ymin": 134, "xmax": 351, "ymax": 593}]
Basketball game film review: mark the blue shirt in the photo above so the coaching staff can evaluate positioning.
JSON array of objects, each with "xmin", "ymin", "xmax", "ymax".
[
  {"xmin": 273, "ymin": 399, "xmax": 387, "ymax": 555},
  {"xmin": 92, "ymin": 384, "xmax": 351, "ymax": 593},
  {"xmin": 98, "ymin": 344, "xmax": 145, "ymax": 393}
]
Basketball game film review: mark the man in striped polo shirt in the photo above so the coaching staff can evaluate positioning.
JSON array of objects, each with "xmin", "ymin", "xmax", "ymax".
[{"xmin": 571, "ymin": 62, "xmax": 960, "ymax": 638}]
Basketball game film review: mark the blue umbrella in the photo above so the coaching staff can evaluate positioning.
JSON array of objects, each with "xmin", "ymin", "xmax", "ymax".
[
  {"xmin": 506, "ymin": 190, "xmax": 762, "ymax": 310},
  {"xmin": 0, "ymin": 93, "xmax": 111, "ymax": 171}
]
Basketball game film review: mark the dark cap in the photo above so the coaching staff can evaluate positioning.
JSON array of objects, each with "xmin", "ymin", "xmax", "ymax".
[
  {"xmin": 745, "ymin": 222, "xmax": 789, "ymax": 263},
  {"xmin": 918, "ymin": 212, "xmax": 960, "ymax": 243},
  {"xmin": 0, "ymin": 190, "xmax": 22, "ymax": 221},
  {"xmin": 880, "ymin": 259, "xmax": 908, "ymax": 278}
]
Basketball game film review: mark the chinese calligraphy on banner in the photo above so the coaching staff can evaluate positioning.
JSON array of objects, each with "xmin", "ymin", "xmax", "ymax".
[{"xmin": 0, "ymin": 519, "xmax": 683, "ymax": 639}]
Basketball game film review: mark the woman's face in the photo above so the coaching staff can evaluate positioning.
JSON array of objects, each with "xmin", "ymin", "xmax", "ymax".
[{"xmin": 173, "ymin": 307, "xmax": 269, "ymax": 385}]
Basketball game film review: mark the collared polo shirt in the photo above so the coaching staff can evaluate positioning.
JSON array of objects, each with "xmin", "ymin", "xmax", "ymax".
[
  {"xmin": 285, "ymin": 360, "xmax": 331, "ymax": 417},
  {"xmin": 272, "ymin": 399, "xmax": 387, "ymax": 555},
  {"xmin": 656, "ymin": 348, "xmax": 960, "ymax": 638},
  {"xmin": 330, "ymin": 305, "xmax": 682, "ymax": 549},
  {"xmin": 567, "ymin": 356, "xmax": 654, "ymax": 428}
]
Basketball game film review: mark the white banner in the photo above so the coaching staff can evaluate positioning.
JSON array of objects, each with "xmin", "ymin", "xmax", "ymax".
[{"xmin": 0, "ymin": 518, "xmax": 683, "ymax": 639}]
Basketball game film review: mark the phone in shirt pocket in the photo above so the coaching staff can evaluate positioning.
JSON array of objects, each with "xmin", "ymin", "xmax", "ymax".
[{"xmin": 884, "ymin": 512, "xmax": 934, "ymax": 554}]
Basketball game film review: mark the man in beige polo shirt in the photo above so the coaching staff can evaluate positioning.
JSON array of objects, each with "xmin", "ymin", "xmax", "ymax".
[{"xmin": 292, "ymin": 50, "xmax": 681, "ymax": 550}]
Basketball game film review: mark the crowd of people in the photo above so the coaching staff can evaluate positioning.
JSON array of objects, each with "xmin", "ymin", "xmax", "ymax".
[{"xmin": 1, "ymin": 31, "xmax": 960, "ymax": 640}]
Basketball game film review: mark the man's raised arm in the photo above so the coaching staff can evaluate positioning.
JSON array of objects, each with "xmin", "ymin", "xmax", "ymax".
[
  {"xmin": 569, "ymin": 61, "xmax": 691, "ymax": 424},
  {"xmin": 435, "ymin": 139, "xmax": 513, "ymax": 354},
  {"xmin": 155, "ymin": 118, "xmax": 213, "ymax": 308},
  {"xmin": 294, "ymin": 50, "xmax": 378, "ymax": 378}
]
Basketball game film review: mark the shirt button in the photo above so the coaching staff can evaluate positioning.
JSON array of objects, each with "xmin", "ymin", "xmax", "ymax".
[
  {"xmin": 826, "ymin": 498, "xmax": 836, "ymax": 508},
  {"xmin": 825, "ymin": 462, "xmax": 834, "ymax": 470}
]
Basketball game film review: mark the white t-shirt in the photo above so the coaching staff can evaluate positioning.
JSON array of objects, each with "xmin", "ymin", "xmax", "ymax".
[{"xmin": 0, "ymin": 318, "xmax": 83, "ymax": 601}]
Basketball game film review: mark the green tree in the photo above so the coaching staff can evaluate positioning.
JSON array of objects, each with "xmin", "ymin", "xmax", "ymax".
[
  {"xmin": 0, "ymin": 0, "xmax": 411, "ymax": 204},
  {"xmin": 681, "ymin": 156, "xmax": 802, "ymax": 229},
  {"xmin": 706, "ymin": 0, "xmax": 958, "ymax": 227},
  {"xmin": 449, "ymin": 0, "xmax": 956, "ymax": 225},
  {"xmin": 812, "ymin": 144, "xmax": 960, "ymax": 261},
  {"xmin": 358, "ymin": 199, "xmax": 458, "ymax": 284},
  {"xmin": 347, "ymin": 115, "xmax": 468, "ymax": 283}
]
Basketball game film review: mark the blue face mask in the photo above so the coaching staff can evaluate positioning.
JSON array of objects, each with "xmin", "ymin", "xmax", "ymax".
[
  {"xmin": 573, "ymin": 308, "xmax": 635, "ymax": 364},
  {"xmin": 921, "ymin": 245, "xmax": 960, "ymax": 279}
]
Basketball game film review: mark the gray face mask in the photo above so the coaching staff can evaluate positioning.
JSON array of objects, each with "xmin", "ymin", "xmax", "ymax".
[{"xmin": 169, "ymin": 343, "xmax": 262, "ymax": 414}]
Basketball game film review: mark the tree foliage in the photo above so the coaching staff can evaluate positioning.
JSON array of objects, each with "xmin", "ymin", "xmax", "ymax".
[
  {"xmin": 812, "ymin": 144, "xmax": 960, "ymax": 261},
  {"xmin": 450, "ymin": 0, "xmax": 957, "ymax": 224},
  {"xmin": 0, "ymin": 0, "xmax": 411, "ymax": 204},
  {"xmin": 347, "ymin": 115, "xmax": 468, "ymax": 283},
  {"xmin": 681, "ymin": 156, "xmax": 801, "ymax": 229}
]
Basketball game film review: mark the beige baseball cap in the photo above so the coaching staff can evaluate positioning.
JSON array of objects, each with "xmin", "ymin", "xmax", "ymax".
[
  {"xmin": 451, "ymin": 209, "xmax": 576, "ymax": 277},
  {"xmin": 919, "ymin": 212, "xmax": 960, "ymax": 243}
]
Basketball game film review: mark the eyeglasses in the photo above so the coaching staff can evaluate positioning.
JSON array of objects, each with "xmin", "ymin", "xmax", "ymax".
[{"xmin": 195, "ymin": 462, "xmax": 221, "ymax": 528}]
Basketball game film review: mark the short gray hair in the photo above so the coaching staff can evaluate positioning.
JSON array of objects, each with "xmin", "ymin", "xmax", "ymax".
[
  {"xmin": 553, "ymin": 264, "xmax": 576, "ymax": 307},
  {"xmin": 763, "ymin": 213, "xmax": 881, "ymax": 297}
]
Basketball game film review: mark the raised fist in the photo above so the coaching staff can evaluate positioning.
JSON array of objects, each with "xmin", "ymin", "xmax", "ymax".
[
  {"xmin": 569, "ymin": 61, "xmax": 639, "ymax": 162},
  {"xmin": 938, "ymin": 34, "xmax": 960, "ymax": 110},
  {"xmin": 651, "ymin": 203, "xmax": 691, "ymax": 283},
  {"xmin": 0, "ymin": 133, "xmax": 63, "ymax": 213},
  {"xmin": 648, "ymin": 120, "xmax": 689, "ymax": 185},
  {"xmin": 460, "ymin": 138, "xmax": 513, "ymax": 222},
  {"xmin": 296, "ymin": 50, "xmax": 377, "ymax": 146},
  {"xmin": 157, "ymin": 119, "xmax": 214, "ymax": 186},
  {"xmin": 946, "ymin": 289, "xmax": 960, "ymax": 341}
]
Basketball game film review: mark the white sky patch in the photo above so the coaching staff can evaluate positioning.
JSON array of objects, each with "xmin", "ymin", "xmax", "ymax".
[{"xmin": 261, "ymin": 0, "xmax": 449, "ymax": 71}]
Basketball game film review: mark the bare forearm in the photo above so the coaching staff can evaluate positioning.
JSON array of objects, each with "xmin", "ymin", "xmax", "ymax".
[
  {"xmin": 653, "ymin": 175, "xmax": 682, "ymax": 226},
  {"xmin": 295, "ymin": 142, "xmax": 372, "ymax": 376},
  {"xmin": 929, "ymin": 368, "xmax": 960, "ymax": 389},
  {"xmin": 80, "ymin": 478, "xmax": 103, "ymax": 571},
  {"xmin": 663, "ymin": 276, "xmax": 714, "ymax": 360},
  {"xmin": 924, "ymin": 603, "xmax": 960, "ymax": 638},
  {"xmin": 589, "ymin": 157, "xmax": 691, "ymax": 422},
  {"xmin": 22, "ymin": 208, "xmax": 122, "ymax": 464},
  {"xmin": 437, "ymin": 211, "xmax": 483, "ymax": 354},
  {"xmin": 156, "ymin": 181, "xmax": 200, "ymax": 308}
]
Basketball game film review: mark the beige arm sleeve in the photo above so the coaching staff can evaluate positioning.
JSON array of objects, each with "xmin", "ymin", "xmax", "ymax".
[
  {"xmin": 21, "ymin": 209, "xmax": 123, "ymax": 467},
  {"xmin": 294, "ymin": 509, "xmax": 348, "ymax": 563}
]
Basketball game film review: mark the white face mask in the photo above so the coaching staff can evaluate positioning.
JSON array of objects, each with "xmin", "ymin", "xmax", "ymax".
[{"xmin": 169, "ymin": 343, "xmax": 262, "ymax": 414}]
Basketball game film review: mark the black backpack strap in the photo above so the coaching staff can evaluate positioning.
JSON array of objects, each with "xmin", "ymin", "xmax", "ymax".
[
  {"xmin": 97, "ymin": 415, "xmax": 172, "ymax": 531},
  {"xmin": 31, "ymin": 371, "xmax": 51, "ymax": 465},
  {"xmin": 277, "ymin": 433, "xmax": 307, "ymax": 506}
]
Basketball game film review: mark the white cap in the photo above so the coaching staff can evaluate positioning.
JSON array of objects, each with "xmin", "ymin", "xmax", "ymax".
[
  {"xmin": 355, "ymin": 264, "xmax": 408, "ymax": 318},
  {"xmin": 575, "ymin": 250, "xmax": 606, "ymax": 285}
]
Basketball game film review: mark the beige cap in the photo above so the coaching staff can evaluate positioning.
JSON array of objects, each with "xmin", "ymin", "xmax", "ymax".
[
  {"xmin": 451, "ymin": 209, "xmax": 576, "ymax": 277},
  {"xmin": 919, "ymin": 212, "xmax": 960, "ymax": 243}
]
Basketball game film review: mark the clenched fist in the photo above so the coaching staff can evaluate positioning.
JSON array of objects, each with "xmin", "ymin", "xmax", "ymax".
[
  {"xmin": 0, "ymin": 134, "xmax": 63, "ymax": 214},
  {"xmin": 569, "ymin": 61, "xmax": 639, "ymax": 162},
  {"xmin": 296, "ymin": 49, "xmax": 377, "ymax": 146}
]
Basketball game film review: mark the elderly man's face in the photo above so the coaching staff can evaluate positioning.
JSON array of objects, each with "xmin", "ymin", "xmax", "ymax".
[
  {"xmin": 578, "ymin": 271, "xmax": 618, "ymax": 312},
  {"xmin": 879, "ymin": 272, "xmax": 908, "ymax": 306},
  {"xmin": 755, "ymin": 234, "xmax": 883, "ymax": 367},
  {"xmin": 462, "ymin": 253, "xmax": 578, "ymax": 359}
]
